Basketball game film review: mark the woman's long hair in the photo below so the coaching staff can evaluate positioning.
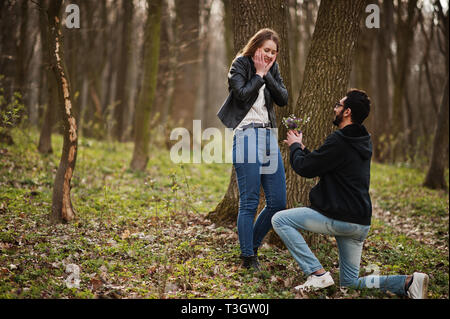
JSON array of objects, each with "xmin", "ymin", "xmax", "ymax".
[{"xmin": 233, "ymin": 28, "xmax": 280, "ymax": 62}]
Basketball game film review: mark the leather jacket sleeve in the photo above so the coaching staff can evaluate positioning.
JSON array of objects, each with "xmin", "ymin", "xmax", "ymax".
[
  {"xmin": 228, "ymin": 57, "xmax": 265, "ymax": 104},
  {"xmin": 264, "ymin": 62, "xmax": 288, "ymax": 107}
]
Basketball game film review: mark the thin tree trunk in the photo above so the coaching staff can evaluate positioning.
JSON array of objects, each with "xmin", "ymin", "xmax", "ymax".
[
  {"xmin": 130, "ymin": 0, "xmax": 163, "ymax": 171},
  {"xmin": 222, "ymin": 0, "xmax": 234, "ymax": 66},
  {"xmin": 38, "ymin": 0, "xmax": 54, "ymax": 154},
  {"xmin": 390, "ymin": 0, "xmax": 418, "ymax": 162},
  {"xmin": 112, "ymin": 0, "xmax": 133, "ymax": 141},
  {"xmin": 423, "ymin": 75, "xmax": 449, "ymax": 191},
  {"xmin": 373, "ymin": 0, "xmax": 394, "ymax": 162},
  {"xmin": 47, "ymin": 0, "xmax": 78, "ymax": 223},
  {"xmin": 169, "ymin": 0, "xmax": 201, "ymax": 131}
]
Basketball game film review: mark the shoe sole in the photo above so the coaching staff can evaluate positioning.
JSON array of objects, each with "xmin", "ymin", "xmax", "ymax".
[{"xmin": 294, "ymin": 281, "xmax": 334, "ymax": 291}]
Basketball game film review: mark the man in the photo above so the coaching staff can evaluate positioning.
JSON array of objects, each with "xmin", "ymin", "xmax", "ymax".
[{"xmin": 272, "ymin": 89, "xmax": 429, "ymax": 298}]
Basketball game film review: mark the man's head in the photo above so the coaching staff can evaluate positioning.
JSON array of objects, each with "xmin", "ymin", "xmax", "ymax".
[{"xmin": 333, "ymin": 89, "xmax": 370, "ymax": 127}]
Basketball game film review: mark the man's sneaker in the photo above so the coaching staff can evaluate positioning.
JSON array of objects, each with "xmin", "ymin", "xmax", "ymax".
[
  {"xmin": 294, "ymin": 271, "xmax": 334, "ymax": 291},
  {"xmin": 407, "ymin": 272, "xmax": 429, "ymax": 299}
]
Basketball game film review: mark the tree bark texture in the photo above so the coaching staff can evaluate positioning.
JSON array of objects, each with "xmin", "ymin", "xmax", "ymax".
[
  {"xmin": 130, "ymin": 0, "xmax": 163, "ymax": 171},
  {"xmin": 47, "ymin": 0, "xmax": 78, "ymax": 223}
]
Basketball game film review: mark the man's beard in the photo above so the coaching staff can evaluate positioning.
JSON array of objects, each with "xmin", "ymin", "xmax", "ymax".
[{"xmin": 333, "ymin": 110, "xmax": 344, "ymax": 126}]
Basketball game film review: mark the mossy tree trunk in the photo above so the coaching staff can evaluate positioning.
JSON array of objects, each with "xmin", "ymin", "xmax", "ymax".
[{"xmin": 130, "ymin": 0, "xmax": 163, "ymax": 171}]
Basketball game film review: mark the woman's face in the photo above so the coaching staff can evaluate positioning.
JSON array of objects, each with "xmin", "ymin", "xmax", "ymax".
[{"xmin": 259, "ymin": 39, "xmax": 278, "ymax": 65}]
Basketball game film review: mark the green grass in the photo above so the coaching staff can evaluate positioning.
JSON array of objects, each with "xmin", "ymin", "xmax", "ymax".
[{"xmin": 0, "ymin": 128, "xmax": 448, "ymax": 299}]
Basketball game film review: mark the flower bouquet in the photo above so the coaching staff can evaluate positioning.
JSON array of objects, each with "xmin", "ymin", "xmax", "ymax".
[{"xmin": 282, "ymin": 114, "xmax": 310, "ymax": 134}]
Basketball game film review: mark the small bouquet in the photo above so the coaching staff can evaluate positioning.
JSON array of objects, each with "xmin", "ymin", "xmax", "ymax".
[{"xmin": 282, "ymin": 114, "xmax": 310, "ymax": 133}]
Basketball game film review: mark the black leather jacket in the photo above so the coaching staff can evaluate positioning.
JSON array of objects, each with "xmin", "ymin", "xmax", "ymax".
[{"xmin": 217, "ymin": 55, "xmax": 288, "ymax": 129}]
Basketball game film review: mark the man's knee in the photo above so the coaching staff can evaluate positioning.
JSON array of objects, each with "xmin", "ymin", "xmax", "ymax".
[{"xmin": 271, "ymin": 210, "xmax": 287, "ymax": 229}]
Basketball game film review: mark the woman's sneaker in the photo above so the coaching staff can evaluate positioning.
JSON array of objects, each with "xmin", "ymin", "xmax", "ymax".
[
  {"xmin": 294, "ymin": 271, "xmax": 334, "ymax": 291},
  {"xmin": 407, "ymin": 272, "xmax": 429, "ymax": 299}
]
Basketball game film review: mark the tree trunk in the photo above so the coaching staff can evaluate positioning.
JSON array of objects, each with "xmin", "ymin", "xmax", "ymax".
[
  {"xmin": 169, "ymin": 0, "xmax": 201, "ymax": 131},
  {"xmin": 38, "ymin": 0, "xmax": 54, "ymax": 154},
  {"xmin": 130, "ymin": 0, "xmax": 163, "ymax": 171},
  {"xmin": 47, "ymin": 0, "xmax": 78, "ymax": 223},
  {"xmin": 112, "ymin": 0, "xmax": 133, "ymax": 141},
  {"xmin": 373, "ymin": 0, "xmax": 393, "ymax": 162},
  {"xmin": 222, "ymin": 0, "xmax": 234, "ymax": 66},
  {"xmin": 390, "ymin": 0, "xmax": 418, "ymax": 162},
  {"xmin": 286, "ymin": 0, "xmax": 366, "ymax": 209},
  {"xmin": 423, "ymin": 75, "xmax": 449, "ymax": 191},
  {"xmin": 16, "ymin": 0, "xmax": 29, "ymax": 112}
]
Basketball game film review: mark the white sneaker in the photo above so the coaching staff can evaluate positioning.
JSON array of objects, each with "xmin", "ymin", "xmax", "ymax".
[
  {"xmin": 294, "ymin": 271, "xmax": 335, "ymax": 291},
  {"xmin": 407, "ymin": 272, "xmax": 429, "ymax": 299}
]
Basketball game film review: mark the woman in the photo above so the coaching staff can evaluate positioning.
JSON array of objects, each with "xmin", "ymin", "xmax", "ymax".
[{"xmin": 217, "ymin": 28, "xmax": 288, "ymax": 270}]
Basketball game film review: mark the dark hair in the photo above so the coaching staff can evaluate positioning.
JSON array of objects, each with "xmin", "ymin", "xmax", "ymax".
[
  {"xmin": 344, "ymin": 89, "xmax": 370, "ymax": 124},
  {"xmin": 238, "ymin": 28, "xmax": 280, "ymax": 59}
]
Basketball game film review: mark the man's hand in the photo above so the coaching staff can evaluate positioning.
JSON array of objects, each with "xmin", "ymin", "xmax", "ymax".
[{"xmin": 283, "ymin": 130, "xmax": 305, "ymax": 149}]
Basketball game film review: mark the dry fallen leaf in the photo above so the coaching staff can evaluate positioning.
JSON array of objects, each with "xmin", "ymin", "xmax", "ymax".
[
  {"xmin": 90, "ymin": 277, "xmax": 103, "ymax": 290},
  {"xmin": 121, "ymin": 229, "xmax": 130, "ymax": 240}
]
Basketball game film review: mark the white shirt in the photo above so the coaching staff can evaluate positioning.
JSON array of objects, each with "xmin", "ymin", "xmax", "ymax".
[{"xmin": 236, "ymin": 84, "xmax": 269, "ymax": 131}]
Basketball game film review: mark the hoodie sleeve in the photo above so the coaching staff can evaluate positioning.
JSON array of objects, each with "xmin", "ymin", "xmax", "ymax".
[{"xmin": 289, "ymin": 134, "xmax": 344, "ymax": 178}]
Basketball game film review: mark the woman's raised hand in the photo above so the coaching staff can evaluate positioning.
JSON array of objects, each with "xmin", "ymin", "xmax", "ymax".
[
  {"xmin": 252, "ymin": 49, "xmax": 266, "ymax": 78},
  {"xmin": 264, "ymin": 53, "xmax": 277, "ymax": 74}
]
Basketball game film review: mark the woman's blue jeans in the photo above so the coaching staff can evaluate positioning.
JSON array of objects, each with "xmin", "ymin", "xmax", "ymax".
[
  {"xmin": 233, "ymin": 128, "xmax": 286, "ymax": 257},
  {"xmin": 272, "ymin": 207, "xmax": 408, "ymax": 296}
]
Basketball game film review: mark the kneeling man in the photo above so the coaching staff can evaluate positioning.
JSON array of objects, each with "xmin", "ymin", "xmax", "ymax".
[{"xmin": 272, "ymin": 89, "xmax": 428, "ymax": 299}]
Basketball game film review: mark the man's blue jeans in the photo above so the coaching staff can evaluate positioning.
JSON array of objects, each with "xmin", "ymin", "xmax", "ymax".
[
  {"xmin": 272, "ymin": 207, "xmax": 408, "ymax": 296},
  {"xmin": 233, "ymin": 128, "xmax": 286, "ymax": 257}
]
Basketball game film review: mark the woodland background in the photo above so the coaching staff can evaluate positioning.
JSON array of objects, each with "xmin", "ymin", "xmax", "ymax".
[{"xmin": 0, "ymin": 0, "xmax": 448, "ymax": 299}]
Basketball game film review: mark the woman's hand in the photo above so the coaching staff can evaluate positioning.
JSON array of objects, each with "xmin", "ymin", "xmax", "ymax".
[
  {"xmin": 252, "ymin": 49, "xmax": 266, "ymax": 78},
  {"xmin": 264, "ymin": 53, "xmax": 277, "ymax": 74}
]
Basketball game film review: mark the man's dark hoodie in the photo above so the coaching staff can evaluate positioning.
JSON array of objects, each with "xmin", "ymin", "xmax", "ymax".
[{"xmin": 289, "ymin": 124, "xmax": 373, "ymax": 225}]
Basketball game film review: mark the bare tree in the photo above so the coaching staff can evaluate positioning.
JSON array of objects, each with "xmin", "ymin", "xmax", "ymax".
[{"xmin": 46, "ymin": 0, "xmax": 79, "ymax": 223}]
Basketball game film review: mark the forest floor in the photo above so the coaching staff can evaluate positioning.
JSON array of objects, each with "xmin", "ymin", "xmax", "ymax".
[{"xmin": 0, "ymin": 129, "xmax": 448, "ymax": 299}]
